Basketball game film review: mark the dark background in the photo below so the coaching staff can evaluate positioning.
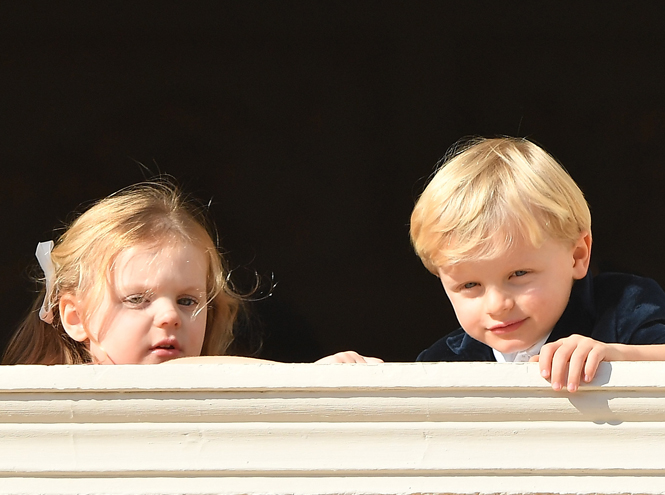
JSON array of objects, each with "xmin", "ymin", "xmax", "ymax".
[{"xmin": 1, "ymin": 1, "xmax": 665, "ymax": 362}]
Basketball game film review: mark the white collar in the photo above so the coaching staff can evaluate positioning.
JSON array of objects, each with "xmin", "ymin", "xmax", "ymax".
[{"xmin": 492, "ymin": 333, "xmax": 551, "ymax": 363}]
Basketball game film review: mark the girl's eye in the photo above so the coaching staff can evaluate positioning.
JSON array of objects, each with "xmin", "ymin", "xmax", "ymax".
[
  {"xmin": 178, "ymin": 297, "xmax": 199, "ymax": 307},
  {"xmin": 513, "ymin": 270, "xmax": 528, "ymax": 277},
  {"xmin": 462, "ymin": 282, "xmax": 478, "ymax": 290},
  {"xmin": 124, "ymin": 294, "xmax": 148, "ymax": 306}
]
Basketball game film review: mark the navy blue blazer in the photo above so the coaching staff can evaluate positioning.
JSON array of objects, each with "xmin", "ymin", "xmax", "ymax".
[{"xmin": 417, "ymin": 271, "xmax": 665, "ymax": 362}]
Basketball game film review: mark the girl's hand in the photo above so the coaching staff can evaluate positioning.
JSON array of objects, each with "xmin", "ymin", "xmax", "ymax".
[
  {"xmin": 315, "ymin": 351, "xmax": 384, "ymax": 364},
  {"xmin": 166, "ymin": 353, "xmax": 384, "ymax": 364},
  {"xmin": 530, "ymin": 334, "xmax": 618, "ymax": 392}
]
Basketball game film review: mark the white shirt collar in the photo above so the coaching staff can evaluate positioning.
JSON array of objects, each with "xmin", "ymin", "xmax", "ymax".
[{"xmin": 492, "ymin": 332, "xmax": 551, "ymax": 363}]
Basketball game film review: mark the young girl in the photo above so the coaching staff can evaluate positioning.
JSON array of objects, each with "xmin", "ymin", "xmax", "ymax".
[{"xmin": 2, "ymin": 182, "xmax": 380, "ymax": 365}]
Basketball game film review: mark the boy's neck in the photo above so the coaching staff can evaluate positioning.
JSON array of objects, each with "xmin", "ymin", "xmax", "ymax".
[{"xmin": 492, "ymin": 332, "xmax": 551, "ymax": 363}]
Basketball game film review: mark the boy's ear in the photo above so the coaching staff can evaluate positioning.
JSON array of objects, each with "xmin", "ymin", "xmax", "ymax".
[
  {"xmin": 571, "ymin": 231, "xmax": 592, "ymax": 280},
  {"xmin": 59, "ymin": 294, "xmax": 88, "ymax": 342}
]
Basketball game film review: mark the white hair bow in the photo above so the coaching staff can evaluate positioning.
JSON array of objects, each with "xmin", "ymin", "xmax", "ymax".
[{"xmin": 35, "ymin": 241, "xmax": 55, "ymax": 324}]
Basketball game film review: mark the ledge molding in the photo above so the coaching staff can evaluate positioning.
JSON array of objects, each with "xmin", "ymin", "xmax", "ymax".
[{"xmin": 1, "ymin": 362, "xmax": 664, "ymax": 495}]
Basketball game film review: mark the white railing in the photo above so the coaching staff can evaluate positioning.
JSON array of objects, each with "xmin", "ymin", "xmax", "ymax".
[{"xmin": 1, "ymin": 362, "xmax": 664, "ymax": 494}]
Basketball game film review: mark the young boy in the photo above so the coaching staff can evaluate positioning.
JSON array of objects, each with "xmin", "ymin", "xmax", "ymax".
[{"xmin": 411, "ymin": 137, "xmax": 665, "ymax": 392}]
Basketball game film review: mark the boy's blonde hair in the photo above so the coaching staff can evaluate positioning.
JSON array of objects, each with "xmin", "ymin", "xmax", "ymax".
[
  {"xmin": 410, "ymin": 137, "xmax": 591, "ymax": 274},
  {"xmin": 3, "ymin": 182, "xmax": 239, "ymax": 364}
]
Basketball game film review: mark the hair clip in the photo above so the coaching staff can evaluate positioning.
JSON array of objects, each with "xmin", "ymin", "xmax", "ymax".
[{"xmin": 35, "ymin": 241, "xmax": 55, "ymax": 324}]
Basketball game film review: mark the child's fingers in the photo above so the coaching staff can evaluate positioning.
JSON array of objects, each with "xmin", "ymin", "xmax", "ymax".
[
  {"xmin": 315, "ymin": 351, "xmax": 383, "ymax": 364},
  {"xmin": 566, "ymin": 339, "xmax": 610, "ymax": 391},
  {"xmin": 543, "ymin": 336, "xmax": 608, "ymax": 392},
  {"xmin": 315, "ymin": 352, "xmax": 354, "ymax": 363},
  {"xmin": 549, "ymin": 341, "xmax": 578, "ymax": 391},
  {"xmin": 582, "ymin": 346, "xmax": 606, "ymax": 384},
  {"xmin": 535, "ymin": 341, "xmax": 560, "ymax": 380},
  {"xmin": 566, "ymin": 344, "xmax": 594, "ymax": 392}
]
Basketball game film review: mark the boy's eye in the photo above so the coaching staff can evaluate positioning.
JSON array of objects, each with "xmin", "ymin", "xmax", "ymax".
[
  {"xmin": 513, "ymin": 270, "xmax": 528, "ymax": 277},
  {"xmin": 462, "ymin": 282, "xmax": 478, "ymax": 290}
]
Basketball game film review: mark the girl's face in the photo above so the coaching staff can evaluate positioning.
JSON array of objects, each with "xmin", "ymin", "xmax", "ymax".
[{"xmin": 79, "ymin": 242, "xmax": 209, "ymax": 364}]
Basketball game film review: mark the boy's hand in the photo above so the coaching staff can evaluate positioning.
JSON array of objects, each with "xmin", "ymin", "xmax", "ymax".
[
  {"xmin": 530, "ymin": 334, "xmax": 619, "ymax": 392},
  {"xmin": 315, "ymin": 351, "xmax": 384, "ymax": 364}
]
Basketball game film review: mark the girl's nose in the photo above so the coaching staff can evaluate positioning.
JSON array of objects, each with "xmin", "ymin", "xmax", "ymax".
[
  {"xmin": 485, "ymin": 287, "xmax": 514, "ymax": 316},
  {"xmin": 154, "ymin": 299, "xmax": 181, "ymax": 328}
]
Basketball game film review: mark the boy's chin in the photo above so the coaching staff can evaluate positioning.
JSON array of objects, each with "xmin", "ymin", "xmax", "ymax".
[{"xmin": 487, "ymin": 339, "xmax": 536, "ymax": 354}]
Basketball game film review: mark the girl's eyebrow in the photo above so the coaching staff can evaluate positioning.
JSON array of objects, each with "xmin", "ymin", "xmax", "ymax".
[
  {"xmin": 118, "ymin": 287, "xmax": 153, "ymax": 299},
  {"xmin": 115, "ymin": 282, "xmax": 151, "ymax": 292},
  {"xmin": 177, "ymin": 281, "xmax": 207, "ymax": 292}
]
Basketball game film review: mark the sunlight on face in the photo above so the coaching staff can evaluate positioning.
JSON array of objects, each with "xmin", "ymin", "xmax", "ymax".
[
  {"xmin": 437, "ymin": 235, "xmax": 588, "ymax": 354},
  {"xmin": 84, "ymin": 242, "xmax": 208, "ymax": 364}
]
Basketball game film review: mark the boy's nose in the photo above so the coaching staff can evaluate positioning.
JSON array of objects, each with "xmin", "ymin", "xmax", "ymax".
[
  {"xmin": 154, "ymin": 299, "xmax": 182, "ymax": 328},
  {"xmin": 485, "ymin": 287, "xmax": 513, "ymax": 315}
]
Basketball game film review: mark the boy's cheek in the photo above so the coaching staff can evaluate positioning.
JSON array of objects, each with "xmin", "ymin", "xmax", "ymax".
[{"xmin": 447, "ymin": 298, "xmax": 478, "ymax": 329}]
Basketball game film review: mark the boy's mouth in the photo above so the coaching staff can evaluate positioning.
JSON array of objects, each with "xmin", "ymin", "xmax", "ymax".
[{"xmin": 488, "ymin": 318, "xmax": 526, "ymax": 334}]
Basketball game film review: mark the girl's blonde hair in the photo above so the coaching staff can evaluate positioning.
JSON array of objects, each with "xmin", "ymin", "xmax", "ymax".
[
  {"xmin": 3, "ymin": 182, "xmax": 239, "ymax": 364},
  {"xmin": 410, "ymin": 137, "xmax": 592, "ymax": 273}
]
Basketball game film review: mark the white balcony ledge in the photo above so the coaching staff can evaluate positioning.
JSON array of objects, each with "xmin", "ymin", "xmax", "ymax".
[{"xmin": 0, "ymin": 361, "xmax": 664, "ymax": 495}]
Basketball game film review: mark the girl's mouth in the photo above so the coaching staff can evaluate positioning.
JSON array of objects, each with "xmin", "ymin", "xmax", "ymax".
[{"xmin": 150, "ymin": 339, "xmax": 181, "ymax": 357}]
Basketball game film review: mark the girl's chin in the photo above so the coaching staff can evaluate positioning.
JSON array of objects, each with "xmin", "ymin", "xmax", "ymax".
[{"xmin": 150, "ymin": 347, "xmax": 183, "ymax": 360}]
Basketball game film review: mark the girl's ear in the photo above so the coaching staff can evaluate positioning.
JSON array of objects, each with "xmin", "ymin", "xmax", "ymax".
[
  {"xmin": 59, "ymin": 294, "xmax": 88, "ymax": 342},
  {"xmin": 572, "ymin": 231, "xmax": 592, "ymax": 280}
]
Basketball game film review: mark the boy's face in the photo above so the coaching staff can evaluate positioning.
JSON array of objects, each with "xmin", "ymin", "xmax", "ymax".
[{"xmin": 437, "ymin": 234, "xmax": 590, "ymax": 353}]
